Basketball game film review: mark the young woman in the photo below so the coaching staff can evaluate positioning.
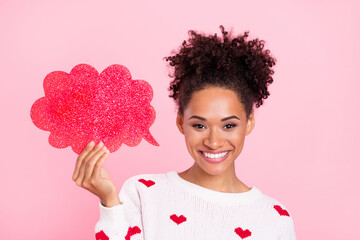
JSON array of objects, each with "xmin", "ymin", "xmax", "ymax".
[{"xmin": 72, "ymin": 26, "xmax": 296, "ymax": 239}]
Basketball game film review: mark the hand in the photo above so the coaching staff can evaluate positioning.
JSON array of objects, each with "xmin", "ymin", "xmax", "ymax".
[{"xmin": 72, "ymin": 141, "xmax": 121, "ymax": 207}]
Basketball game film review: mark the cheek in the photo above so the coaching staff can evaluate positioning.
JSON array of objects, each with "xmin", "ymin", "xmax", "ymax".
[
  {"xmin": 184, "ymin": 129, "xmax": 202, "ymax": 145},
  {"xmin": 183, "ymin": 132, "xmax": 202, "ymax": 158},
  {"xmin": 228, "ymin": 128, "xmax": 247, "ymax": 144}
]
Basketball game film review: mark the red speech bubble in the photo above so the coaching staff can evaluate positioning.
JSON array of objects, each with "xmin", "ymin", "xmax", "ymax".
[{"xmin": 30, "ymin": 64, "xmax": 159, "ymax": 154}]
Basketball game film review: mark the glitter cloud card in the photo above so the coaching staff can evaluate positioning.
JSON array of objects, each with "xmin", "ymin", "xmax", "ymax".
[{"xmin": 30, "ymin": 64, "xmax": 159, "ymax": 154}]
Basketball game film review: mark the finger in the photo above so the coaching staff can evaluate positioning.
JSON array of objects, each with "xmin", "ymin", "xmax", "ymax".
[
  {"xmin": 72, "ymin": 141, "xmax": 95, "ymax": 181},
  {"xmin": 92, "ymin": 148, "xmax": 110, "ymax": 179},
  {"xmin": 84, "ymin": 146, "xmax": 108, "ymax": 183},
  {"xmin": 76, "ymin": 141, "xmax": 104, "ymax": 186},
  {"xmin": 83, "ymin": 141, "xmax": 105, "ymax": 164}
]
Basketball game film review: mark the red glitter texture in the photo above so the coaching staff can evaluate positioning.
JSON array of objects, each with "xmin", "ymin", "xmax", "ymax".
[{"xmin": 30, "ymin": 64, "xmax": 159, "ymax": 154}]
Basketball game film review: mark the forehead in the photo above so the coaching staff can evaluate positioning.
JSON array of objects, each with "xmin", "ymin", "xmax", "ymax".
[{"xmin": 184, "ymin": 87, "xmax": 246, "ymax": 118}]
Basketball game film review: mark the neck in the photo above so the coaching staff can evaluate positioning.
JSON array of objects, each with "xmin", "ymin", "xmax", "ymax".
[{"xmin": 178, "ymin": 163, "xmax": 249, "ymax": 193}]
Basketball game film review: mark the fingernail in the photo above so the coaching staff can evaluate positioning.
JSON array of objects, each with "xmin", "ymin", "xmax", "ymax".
[{"xmin": 89, "ymin": 141, "xmax": 95, "ymax": 146}]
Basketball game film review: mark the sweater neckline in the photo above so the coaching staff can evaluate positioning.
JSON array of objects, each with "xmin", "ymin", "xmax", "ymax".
[{"xmin": 166, "ymin": 171, "xmax": 263, "ymax": 205}]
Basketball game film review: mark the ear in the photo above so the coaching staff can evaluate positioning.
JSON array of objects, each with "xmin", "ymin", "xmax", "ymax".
[
  {"xmin": 245, "ymin": 110, "xmax": 255, "ymax": 136},
  {"xmin": 176, "ymin": 111, "xmax": 185, "ymax": 135}
]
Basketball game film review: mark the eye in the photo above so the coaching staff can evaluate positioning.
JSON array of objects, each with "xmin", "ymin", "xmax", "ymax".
[
  {"xmin": 224, "ymin": 123, "xmax": 237, "ymax": 129},
  {"xmin": 192, "ymin": 124, "xmax": 206, "ymax": 129}
]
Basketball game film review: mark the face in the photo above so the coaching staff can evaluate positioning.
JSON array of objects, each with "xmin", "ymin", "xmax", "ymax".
[{"xmin": 176, "ymin": 87, "xmax": 255, "ymax": 176}]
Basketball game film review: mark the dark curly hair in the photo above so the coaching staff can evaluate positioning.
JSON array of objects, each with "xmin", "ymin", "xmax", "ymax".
[{"xmin": 164, "ymin": 25, "xmax": 276, "ymax": 119}]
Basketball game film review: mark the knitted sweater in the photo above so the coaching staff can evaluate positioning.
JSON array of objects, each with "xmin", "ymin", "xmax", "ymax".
[{"xmin": 95, "ymin": 171, "xmax": 296, "ymax": 240}]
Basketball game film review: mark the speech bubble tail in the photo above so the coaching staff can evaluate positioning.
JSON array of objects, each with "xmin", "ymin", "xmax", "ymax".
[{"xmin": 144, "ymin": 131, "xmax": 159, "ymax": 146}]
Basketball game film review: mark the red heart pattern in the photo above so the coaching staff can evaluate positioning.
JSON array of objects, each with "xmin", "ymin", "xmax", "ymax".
[
  {"xmin": 95, "ymin": 230, "xmax": 109, "ymax": 240},
  {"xmin": 138, "ymin": 179, "xmax": 155, "ymax": 187},
  {"xmin": 98, "ymin": 183, "xmax": 291, "ymax": 239},
  {"xmin": 170, "ymin": 214, "xmax": 187, "ymax": 225},
  {"xmin": 273, "ymin": 205, "xmax": 290, "ymax": 216},
  {"xmin": 234, "ymin": 227, "xmax": 252, "ymax": 239},
  {"xmin": 125, "ymin": 226, "xmax": 141, "ymax": 240}
]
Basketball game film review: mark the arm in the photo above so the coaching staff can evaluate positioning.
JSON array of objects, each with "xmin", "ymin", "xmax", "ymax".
[
  {"xmin": 279, "ymin": 209, "xmax": 296, "ymax": 240},
  {"xmin": 95, "ymin": 177, "xmax": 144, "ymax": 240},
  {"xmin": 72, "ymin": 141, "xmax": 143, "ymax": 239}
]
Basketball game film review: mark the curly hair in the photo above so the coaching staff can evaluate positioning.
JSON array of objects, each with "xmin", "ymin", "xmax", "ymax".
[{"xmin": 164, "ymin": 25, "xmax": 276, "ymax": 118}]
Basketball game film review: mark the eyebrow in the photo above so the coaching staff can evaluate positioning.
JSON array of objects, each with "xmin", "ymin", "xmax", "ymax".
[{"xmin": 188, "ymin": 115, "xmax": 240, "ymax": 121}]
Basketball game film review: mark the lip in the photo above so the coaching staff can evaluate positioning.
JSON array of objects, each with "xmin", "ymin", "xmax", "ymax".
[{"xmin": 199, "ymin": 150, "xmax": 230, "ymax": 164}]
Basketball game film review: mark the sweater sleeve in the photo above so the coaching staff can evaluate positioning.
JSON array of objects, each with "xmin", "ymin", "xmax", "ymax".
[
  {"xmin": 94, "ymin": 177, "xmax": 143, "ymax": 240},
  {"xmin": 279, "ymin": 209, "xmax": 296, "ymax": 240}
]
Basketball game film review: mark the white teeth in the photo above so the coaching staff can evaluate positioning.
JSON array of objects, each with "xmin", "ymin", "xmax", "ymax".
[{"xmin": 203, "ymin": 151, "xmax": 228, "ymax": 159}]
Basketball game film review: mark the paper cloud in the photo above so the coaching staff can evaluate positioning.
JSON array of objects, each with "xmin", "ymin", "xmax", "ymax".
[{"xmin": 30, "ymin": 64, "xmax": 159, "ymax": 154}]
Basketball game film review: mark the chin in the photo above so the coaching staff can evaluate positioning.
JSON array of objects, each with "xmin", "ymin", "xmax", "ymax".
[{"xmin": 196, "ymin": 162, "xmax": 231, "ymax": 177}]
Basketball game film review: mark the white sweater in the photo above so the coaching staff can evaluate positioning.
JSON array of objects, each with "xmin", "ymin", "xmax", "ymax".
[{"xmin": 95, "ymin": 171, "xmax": 296, "ymax": 240}]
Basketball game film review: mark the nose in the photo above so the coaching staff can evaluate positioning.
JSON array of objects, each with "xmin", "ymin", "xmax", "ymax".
[{"xmin": 203, "ymin": 128, "xmax": 224, "ymax": 149}]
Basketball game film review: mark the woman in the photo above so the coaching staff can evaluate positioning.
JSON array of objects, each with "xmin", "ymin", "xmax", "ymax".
[{"xmin": 72, "ymin": 26, "xmax": 296, "ymax": 239}]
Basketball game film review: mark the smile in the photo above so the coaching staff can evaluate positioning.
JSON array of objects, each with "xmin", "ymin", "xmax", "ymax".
[
  {"xmin": 203, "ymin": 151, "xmax": 228, "ymax": 159},
  {"xmin": 200, "ymin": 151, "xmax": 230, "ymax": 163}
]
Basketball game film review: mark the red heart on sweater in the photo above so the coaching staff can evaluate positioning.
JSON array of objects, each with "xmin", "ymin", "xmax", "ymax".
[
  {"xmin": 234, "ymin": 227, "xmax": 252, "ymax": 239},
  {"xmin": 273, "ymin": 205, "xmax": 290, "ymax": 216},
  {"xmin": 125, "ymin": 226, "xmax": 141, "ymax": 240},
  {"xmin": 138, "ymin": 179, "xmax": 155, "ymax": 187},
  {"xmin": 95, "ymin": 230, "xmax": 109, "ymax": 240},
  {"xmin": 170, "ymin": 214, "xmax": 187, "ymax": 225}
]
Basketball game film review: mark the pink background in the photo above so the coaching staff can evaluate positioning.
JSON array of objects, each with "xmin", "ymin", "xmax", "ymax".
[{"xmin": 1, "ymin": 0, "xmax": 359, "ymax": 239}]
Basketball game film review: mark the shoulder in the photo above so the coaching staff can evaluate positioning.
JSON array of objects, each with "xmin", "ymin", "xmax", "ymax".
[
  {"xmin": 118, "ymin": 172, "xmax": 168, "ymax": 206},
  {"xmin": 120, "ymin": 172, "xmax": 168, "ymax": 192},
  {"xmin": 256, "ymin": 189, "xmax": 296, "ymax": 238}
]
